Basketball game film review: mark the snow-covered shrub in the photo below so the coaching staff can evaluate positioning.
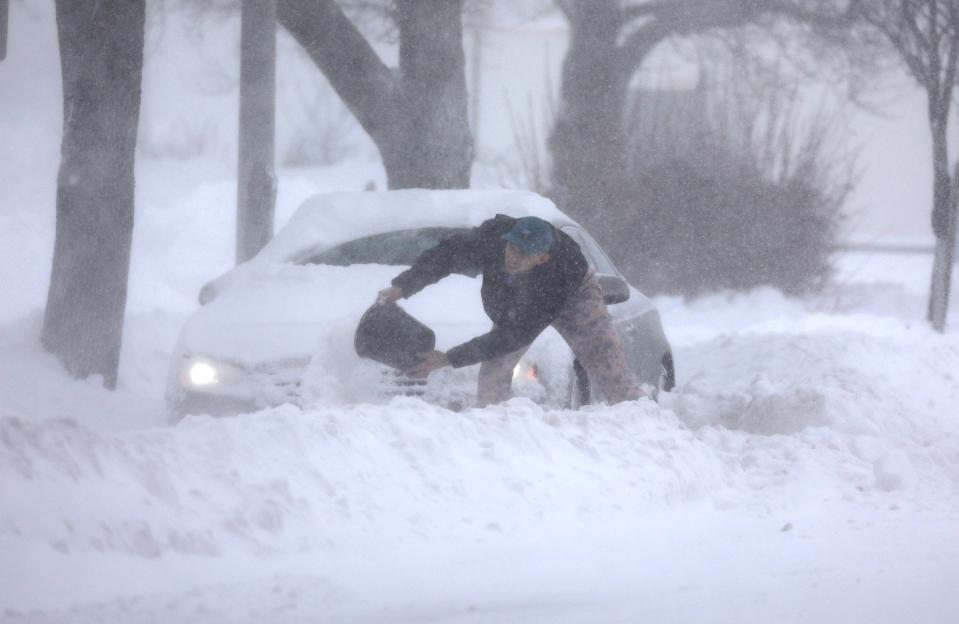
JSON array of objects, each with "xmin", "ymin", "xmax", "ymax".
[{"xmin": 611, "ymin": 80, "xmax": 855, "ymax": 297}]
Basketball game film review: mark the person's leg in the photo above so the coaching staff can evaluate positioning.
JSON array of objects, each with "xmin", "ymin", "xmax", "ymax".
[
  {"xmin": 552, "ymin": 273, "xmax": 642, "ymax": 404},
  {"xmin": 476, "ymin": 341, "xmax": 527, "ymax": 407}
]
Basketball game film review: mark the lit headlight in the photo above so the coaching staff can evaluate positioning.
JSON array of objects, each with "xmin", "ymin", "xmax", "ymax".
[
  {"xmin": 188, "ymin": 362, "xmax": 219, "ymax": 386},
  {"xmin": 512, "ymin": 361, "xmax": 538, "ymax": 381}
]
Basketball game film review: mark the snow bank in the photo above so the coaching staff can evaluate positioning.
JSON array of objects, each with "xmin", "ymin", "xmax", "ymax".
[
  {"xmin": 3, "ymin": 311, "xmax": 957, "ymax": 566},
  {"xmin": 665, "ymin": 315, "xmax": 959, "ymax": 506},
  {"xmin": 0, "ymin": 399, "xmax": 705, "ymax": 560}
]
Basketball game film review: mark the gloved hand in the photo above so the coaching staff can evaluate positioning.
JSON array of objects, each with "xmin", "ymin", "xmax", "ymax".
[
  {"xmin": 376, "ymin": 286, "xmax": 403, "ymax": 305},
  {"xmin": 405, "ymin": 350, "xmax": 449, "ymax": 378}
]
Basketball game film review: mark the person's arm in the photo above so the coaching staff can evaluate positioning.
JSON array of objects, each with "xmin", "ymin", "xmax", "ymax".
[
  {"xmin": 445, "ymin": 311, "xmax": 554, "ymax": 369},
  {"xmin": 390, "ymin": 227, "xmax": 486, "ymax": 298},
  {"xmin": 446, "ymin": 258, "xmax": 578, "ymax": 368}
]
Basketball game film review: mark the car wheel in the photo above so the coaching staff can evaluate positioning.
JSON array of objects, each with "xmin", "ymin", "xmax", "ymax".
[
  {"xmin": 568, "ymin": 359, "xmax": 590, "ymax": 410},
  {"xmin": 652, "ymin": 351, "xmax": 675, "ymax": 401}
]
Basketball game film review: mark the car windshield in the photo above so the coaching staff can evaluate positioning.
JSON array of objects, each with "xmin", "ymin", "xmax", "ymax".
[{"xmin": 297, "ymin": 227, "xmax": 470, "ymax": 268}]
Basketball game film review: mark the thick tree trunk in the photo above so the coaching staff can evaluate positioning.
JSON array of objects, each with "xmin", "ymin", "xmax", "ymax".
[
  {"xmin": 548, "ymin": 1, "xmax": 628, "ymax": 246},
  {"xmin": 43, "ymin": 0, "xmax": 145, "ymax": 389},
  {"xmin": 277, "ymin": 0, "xmax": 471, "ymax": 190},
  {"xmin": 236, "ymin": 0, "xmax": 277, "ymax": 264},
  {"xmin": 386, "ymin": 0, "xmax": 472, "ymax": 189}
]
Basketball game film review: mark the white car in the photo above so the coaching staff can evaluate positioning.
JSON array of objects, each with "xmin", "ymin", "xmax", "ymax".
[{"xmin": 167, "ymin": 189, "xmax": 674, "ymax": 419}]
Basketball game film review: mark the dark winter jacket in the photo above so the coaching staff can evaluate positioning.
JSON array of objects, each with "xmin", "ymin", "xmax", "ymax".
[{"xmin": 391, "ymin": 214, "xmax": 589, "ymax": 368}]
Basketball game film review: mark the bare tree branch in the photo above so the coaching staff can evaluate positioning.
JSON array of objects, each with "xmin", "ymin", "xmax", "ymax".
[
  {"xmin": 623, "ymin": 1, "xmax": 667, "ymax": 22},
  {"xmin": 277, "ymin": 0, "xmax": 399, "ymax": 144},
  {"xmin": 619, "ymin": 1, "xmax": 772, "ymax": 75}
]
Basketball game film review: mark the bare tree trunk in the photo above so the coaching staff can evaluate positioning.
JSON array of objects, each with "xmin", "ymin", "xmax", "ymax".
[
  {"xmin": 548, "ymin": 0, "xmax": 628, "ymax": 247},
  {"xmin": 277, "ymin": 0, "xmax": 472, "ymax": 189},
  {"xmin": 236, "ymin": 0, "xmax": 277, "ymax": 264},
  {"xmin": 927, "ymin": 110, "xmax": 955, "ymax": 331},
  {"xmin": 1, "ymin": 0, "xmax": 8, "ymax": 61},
  {"xmin": 929, "ymin": 128, "xmax": 958, "ymax": 332},
  {"xmin": 43, "ymin": 0, "xmax": 145, "ymax": 389},
  {"xmin": 386, "ymin": 0, "xmax": 472, "ymax": 188}
]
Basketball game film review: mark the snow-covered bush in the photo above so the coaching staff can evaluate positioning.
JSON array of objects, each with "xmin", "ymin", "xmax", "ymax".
[{"xmin": 612, "ymin": 79, "xmax": 855, "ymax": 297}]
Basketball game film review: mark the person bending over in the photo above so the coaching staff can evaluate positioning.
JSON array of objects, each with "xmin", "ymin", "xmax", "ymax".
[{"xmin": 377, "ymin": 215, "xmax": 642, "ymax": 407}]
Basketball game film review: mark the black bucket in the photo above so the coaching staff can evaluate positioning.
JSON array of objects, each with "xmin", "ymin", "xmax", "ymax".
[{"xmin": 354, "ymin": 303, "xmax": 436, "ymax": 370}]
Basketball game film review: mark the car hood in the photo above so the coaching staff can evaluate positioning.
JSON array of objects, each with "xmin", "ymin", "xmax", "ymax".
[{"xmin": 175, "ymin": 263, "xmax": 491, "ymax": 366}]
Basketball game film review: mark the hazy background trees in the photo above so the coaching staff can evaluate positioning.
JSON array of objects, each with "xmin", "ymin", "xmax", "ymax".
[
  {"xmin": 545, "ymin": 0, "xmax": 860, "ymax": 297},
  {"xmin": 278, "ymin": 0, "xmax": 473, "ymax": 189},
  {"xmin": 542, "ymin": 0, "xmax": 957, "ymax": 325},
  {"xmin": 31, "ymin": 0, "xmax": 959, "ymax": 388}
]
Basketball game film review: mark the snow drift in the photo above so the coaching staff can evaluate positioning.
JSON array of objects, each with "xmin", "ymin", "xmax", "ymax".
[{"xmin": 3, "ymin": 315, "xmax": 957, "ymax": 566}]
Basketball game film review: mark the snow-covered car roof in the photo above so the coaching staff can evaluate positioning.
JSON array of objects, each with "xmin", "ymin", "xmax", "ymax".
[{"xmin": 257, "ymin": 189, "xmax": 576, "ymax": 264}]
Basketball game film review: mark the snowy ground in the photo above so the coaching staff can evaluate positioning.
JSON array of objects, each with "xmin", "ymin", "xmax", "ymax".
[{"xmin": 1, "ymin": 157, "xmax": 958, "ymax": 623}]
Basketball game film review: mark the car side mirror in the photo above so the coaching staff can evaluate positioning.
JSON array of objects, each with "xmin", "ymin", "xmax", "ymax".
[
  {"xmin": 198, "ymin": 268, "xmax": 239, "ymax": 305},
  {"xmin": 598, "ymin": 274, "xmax": 630, "ymax": 305}
]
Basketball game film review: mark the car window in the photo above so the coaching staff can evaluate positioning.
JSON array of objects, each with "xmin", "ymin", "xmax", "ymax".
[
  {"xmin": 297, "ymin": 227, "xmax": 470, "ymax": 268},
  {"xmin": 561, "ymin": 226, "xmax": 621, "ymax": 276}
]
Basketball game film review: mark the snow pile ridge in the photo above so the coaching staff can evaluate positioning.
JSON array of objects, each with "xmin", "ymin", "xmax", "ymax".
[
  {"xmin": 4, "ymin": 342, "xmax": 959, "ymax": 567},
  {"xmin": 0, "ymin": 400, "xmax": 727, "ymax": 559},
  {"xmin": 664, "ymin": 316, "xmax": 959, "ymax": 504}
]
